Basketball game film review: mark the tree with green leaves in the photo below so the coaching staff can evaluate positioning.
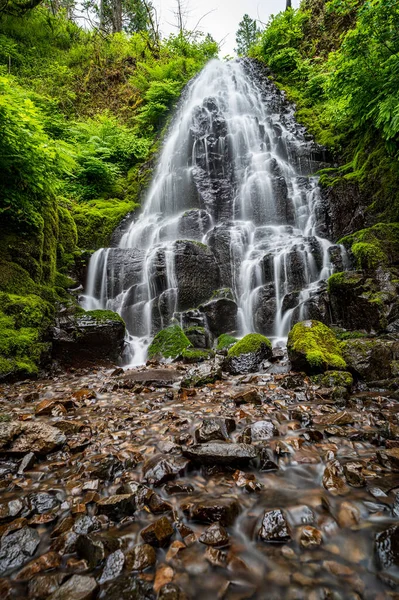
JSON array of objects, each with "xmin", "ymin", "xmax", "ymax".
[{"xmin": 235, "ymin": 13, "xmax": 258, "ymax": 56}]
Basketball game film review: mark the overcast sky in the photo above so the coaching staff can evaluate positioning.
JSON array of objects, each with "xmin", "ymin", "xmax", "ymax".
[{"xmin": 152, "ymin": 0, "xmax": 300, "ymax": 56}]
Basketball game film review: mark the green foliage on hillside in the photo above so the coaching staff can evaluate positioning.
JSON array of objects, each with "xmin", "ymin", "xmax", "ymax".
[
  {"xmin": 249, "ymin": 0, "xmax": 399, "ymax": 223},
  {"xmin": 0, "ymin": 6, "xmax": 218, "ymax": 379}
]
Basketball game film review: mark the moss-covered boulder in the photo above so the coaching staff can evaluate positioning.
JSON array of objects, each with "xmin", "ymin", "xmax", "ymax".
[
  {"xmin": 224, "ymin": 333, "xmax": 272, "ymax": 375},
  {"xmin": 312, "ymin": 370, "xmax": 353, "ymax": 391},
  {"xmin": 52, "ymin": 308, "xmax": 125, "ymax": 365},
  {"xmin": 216, "ymin": 334, "xmax": 238, "ymax": 352},
  {"xmin": 148, "ymin": 325, "xmax": 192, "ymax": 360},
  {"xmin": 181, "ymin": 348, "xmax": 215, "ymax": 364},
  {"xmin": 184, "ymin": 326, "xmax": 211, "ymax": 349},
  {"xmin": 287, "ymin": 320, "xmax": 346, "ymax": 374},
  {"xmin": 340, "ymin": 338, "xmax": 399, "ymax": 382}
]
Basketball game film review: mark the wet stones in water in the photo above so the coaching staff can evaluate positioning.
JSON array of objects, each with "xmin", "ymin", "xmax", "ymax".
[
  {"xmin": 182, "ymin": 442, "xmax": 257, "ymax": 466},
  {"xmin": 73, "ymin": 514, "xmax": 103, "ymax": 535},
  {"xmin": 28, "ymin": 574, "xmax": 65, "ymax": 599},
  {"xmin": 125, "ymin": 544, "xmax": 156, "ymax": 571},
  {"xmin": 141, "ymin": 516, "xmax": 174, "ymax": 547},
  {"xmin": 15, "ymin": 551, "xmax": 61, "ymax": 581},
  {"xmin": 343, "ymin": 461, "xmax": 366, "ymax": 487},
  {"xmin": 375, "ymin": 524, "xmax": 399, "ymax": 570},
  {"xmin": 0, "ymin": 526, "xmax": 40, "ymax": 575},
  {"xmin": 199, "ymin": 523, "xmax": 229, "ymax": 547},
  {"xmin": 48, "ymin": 574, "xmax": 98, "ymax": 600},
  {"xmin": 242, "ymin": 420, "xmax": 278, "ymax": 443},
  {"xmin": 96, "ymin": 494, "xmax": 136, "ymax": 519},
  {"xmin": 143, "ymin": 454, "xmax": 190, "ymax": 486},
  {"xmin": 18, "ymin": 452, "xmax": 36, "ymax": 474},
  {"xmin": 194, "ymin": 417, "xmax": 236, "ymax": 443},
  {"xmin": 377, "ymin": 448, "xmax": 399, "ymax": 471},
  {"xmin": 28, "ymin": 492, "xmax": 60, "ymax": 515},
  {"xmin": 0, "ymin": 421, "xmax": 66, "ymax": 454},
  {"xmin": 99, "ymin": 575, "xmax": 155, "ymax": 600},
  {"xmin": 146, "ymin": 492, "xmax": 173, "ymax": 515},
  {"xmin": 322, "ymin": 460, "xmax": 349, "ymax": 496},
  {"xmin": 76, "ymin": 534, "xmax": 105, "ymax": 568},
  {"xmin": 158, "ymin": 583, "xmax": 187, "ymax": 600},
  {"xmin": 181, "ymin": 363, "xmax": 222, "ymax": 388},
  {"xmin": 232, "ymin": 388, "xmax": 262, "ymax": 406},
  {"xmin": 164, "ymin": 481, "xmax": 194, "ymax": 495},
  {"xmin": 258, "ymin": 510, "xmax": 291, "ymax": 543},
  {"xmin": 98, "ymin": 549, "xmax": 125, "ymax": 584},
  {"xmin": 225, "ymin": 344, "xmax": 273, "ymax": 376},
  {"xmin": 92, "ymin": 455, "xmax": 125, "ymax": 480},
  {"xmin": 298, "ymin": 526, "xmax": 323, "ymax": 548},
  {"xmin": 259, "ymin": 448, "xmax": 279, "ymax": 472},
  {"xmin": 183, "ymin": 496, "xmax": 240, "ymax": 526},
  {"xmin": 0, "ymin": 499, "xmax": 24, "ymax": 522}
]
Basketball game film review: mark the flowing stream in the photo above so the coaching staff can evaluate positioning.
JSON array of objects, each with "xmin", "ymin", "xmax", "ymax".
[{"xmin": 82, "ymin": 58, "xmax": 346, "ymax": 364}]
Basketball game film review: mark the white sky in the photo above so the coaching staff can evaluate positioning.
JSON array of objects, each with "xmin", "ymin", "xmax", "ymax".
[{"xmin": 153, "ymin": 0, "xmax": 301, "ymax": 56}]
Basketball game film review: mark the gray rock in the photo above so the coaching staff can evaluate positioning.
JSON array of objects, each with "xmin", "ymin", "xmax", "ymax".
[
  {"xmin": 0, "ymin": 422, "xmax": 66, "ymax": 454},
  {"xmin": 181, "ymin": 362, "xmax": 222, "ymax": 388},
  {"xmin": 28, "ymin": 492, "xmax": 60, "ymax": 515},
  {"xmin": 98, "ymin": 549, "xmax": 125, "ymax": 584},
  {"xmin": 195, "ymin": 418, "xmax": 236, "ymax": 443},
  {"xmin": 0, "ymin": 527, "xmax": 40, "ymax": 575},
  {"xmin": 143, "ymin": 454, "xmax": 189, "ymax": 486},
  {"xmin": 375, "ymin": 524, "xmax": 399, "ymax": 570},
  {"xmin": 258, "ymin": 509, "xmax": 291, "ymax": 543},
  {"xmin": 183, "ymin": 443, "xmax": 257, "ymax": 466},
  {"xmin": 49, "ymin": 575, "xmax": 98, "ymax": 600}
]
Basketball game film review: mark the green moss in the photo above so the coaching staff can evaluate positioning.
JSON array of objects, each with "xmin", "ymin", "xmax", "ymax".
[
  {"xmin": 288, "ymin": 320, "xmax": 346, "ymax": 371},
  {"xmin": 227, "ymin": 333, "xmax": 272, "ymax": 358},
  {"xmin": 327, "ymin": 271, "xmax": 363, "ymax": 293},
  {"xmin": 340, "ymin": 223, "xmax": 399, "ymax": 270},
  {"xmin": 335, "ymin": 330, "xmax": 368, "ymax": 341},
  {"xmin": 181, "ymin": 348, "xmax": 213, "ymax": 362},
  {"xmin": 184, "ymin": 326, "xmax": 206, "ymax": 335},
  {"xmin": 72, "ymin": 198, "xmax": 139, "ymax": 251},
  {"xmin": 210, "ymin": 288, "xmax": 235, "ymax": 301},
  {"xmin": 312, "ymin": 370, "xmax": 353, "ymax": 389},
  {"xmin": 148, "ymin": 325, "xmax": 192, "ymax": 359},
  {"xmin": 77, "ymin": 308, "xmax": 125, "ymax": 324},
  {"xmin": 0, "ymin": 260, "xmax": 38, "ymax": 295},
  {"xmin": 216, "ymin": 334, "xmax": 238, "ymax": 351}
]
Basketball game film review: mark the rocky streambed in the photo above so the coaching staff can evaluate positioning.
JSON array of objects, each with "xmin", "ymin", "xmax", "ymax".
[{"xmin": 1, "ymin": 355, "xmax": 399, "ymax": 599}]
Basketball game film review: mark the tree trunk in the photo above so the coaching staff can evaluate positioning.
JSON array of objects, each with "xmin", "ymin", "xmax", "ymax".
[{"xmin": 286, "ymin": 0, "xmax": 292, "ymax": 9}]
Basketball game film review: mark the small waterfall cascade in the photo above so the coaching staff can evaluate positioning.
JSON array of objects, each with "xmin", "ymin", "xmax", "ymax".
[{"xmin": 82, "ymin": 58, "xmax": 347, "ymax": 364}]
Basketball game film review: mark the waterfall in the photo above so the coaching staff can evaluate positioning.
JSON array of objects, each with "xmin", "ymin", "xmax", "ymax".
[{"xmin": 81, "ymin": 58, "xmax": 346, "ymax": 364}]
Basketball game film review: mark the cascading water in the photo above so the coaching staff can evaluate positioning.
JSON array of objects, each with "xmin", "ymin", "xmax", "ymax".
[{"xmin": 82, "ymin": 58, "xmax": 347, "ymax": 364}]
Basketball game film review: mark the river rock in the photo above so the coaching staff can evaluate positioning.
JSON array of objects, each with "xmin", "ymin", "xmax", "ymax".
[
  {"xmin": 182, "ymin": 442, "xmax": 257, "ymax": 466},
  {"xmin": 28, "ymin": 492, "xmax": 60, "ymax": 515},
  {"xmin": 158, "ymin": 583, "xmax": 187, "ymax": 600},
  {"xmin": 224, "ymin": 334, "xmax": 273, "ymax": 375},
  {"xmin": 377, "ymin": 448, "xmax": 399, "ymax": 471},
  {"xmin": 181, "ymin": 362, "xmax": 222, "ymax": 387},
  {"xmin": 100, "ymin": 575, "xmax": 155, "ymax": 600},
  {"xmin": 375, "ymin": 524, "xmax": 399, "ymax": 570},
  {"xmin": 96, "ymin": 494, "xmax": 136, "ymax": 519},
  {"xmin": 258, "ymin": 510, "xmax": 291, "ymax": 543},
  {"xmin": 143, "ymin": 454, "xmax": 189, "ymax": 486},
  {"xmin": 76, "ymin": 534, "xmax": 105, "ymax": 568},
  {"xmin": 141, "ymin": 516, "xmax": 174, "ymax": 547},
  {"xmin": 341, "ymin": 338, "xmax": 398, "ymax": 381},
  {"xmin": 244, "ymin": 420, "xmax": 278, "ymax": 443},
  {"xmin": 199, "ymin": 523, "xmax": 229, "ymax": 547},
  {"xmin": 194, "ymin": 418, "xmax": 236, "ymax": 443},
  {"xmin": 0, "ymin": 527, "xmax": 40, "ymax": 575},
  {"xmin": 98, "ymin": 550, "xmax": 125, "ymax": 584},
  {"xmin": 0, "ymin": 421, "xmax": 66, "ymax": 454},
  {"xmin": 125, "ymin": 544, "xmax": 156, "ymax": 571},
  {"xmin": 48, "ymin": 575, "xmax": 98, "ymax": 600},
  {"xmin": 232, "ymin": 388, "xmax": 262, "ymax": 405},
  {"xmin": 184, "ymin": 496, "xmax": 240, "ymax": 526}
]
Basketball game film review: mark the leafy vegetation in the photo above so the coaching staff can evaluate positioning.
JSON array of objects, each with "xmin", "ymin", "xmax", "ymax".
[
  {"xmin": 249, "ymin": 0, "xmax": 399, "ymax": 224},
  {"xmin": 0, "ymin": 4, "xmax": 217, "ymax": 379}
]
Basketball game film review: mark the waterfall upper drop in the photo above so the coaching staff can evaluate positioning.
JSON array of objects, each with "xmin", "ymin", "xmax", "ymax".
[{"xmin": 82, "ymin": 58, "xmax": 346, "ymax": 364}]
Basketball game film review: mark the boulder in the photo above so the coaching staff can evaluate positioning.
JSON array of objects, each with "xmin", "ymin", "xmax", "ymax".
[
  {"xmin": 0, "ymin": 421, "xmax": 66, "ymax": 454},
  {"xmin": 224, "ymin": 334, "xmax": 272, "ymax": 375},
  {"xmin": 287, "ymin": 320, "xmax": 346, "ymax": 374},
  {"xmin": 199, "ymin": 289, "xmax": 237, "ymax": 337},
  {"xmin": 182, "ymin": 442, "xmax": 257, "ymax": 466},
  {"xmin": 0, "ymin": 527, "xmax": 40, "ymax": 575},
  {"xmin": 341, "ymin": 338, "xmax": 399, "ymax": 382},
  {"xmin": 174, "ymin": 241, "xmax": 221, "ymax": 311},
  {"xmin": 52, "ymin": 308, "xmax": 125, "ymax": 365},
  {"xmin": 194, "ymin": 418, "xmax": 235, "ymax": 443},
  {"xmin": 147, "ymin": 325, "xmax": 191, "ymax": 360},
  {"xmin": 183, "ymin": 326, "xmax": 211, "ymax": 349},
  {"xmin": 181, "ymin": 362, "xmax": 222, "ymax": 388}
]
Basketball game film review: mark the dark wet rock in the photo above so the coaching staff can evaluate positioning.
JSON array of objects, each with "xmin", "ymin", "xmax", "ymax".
[
  {"xmin": 0, "ymin": 526, "xmax": 40, "ymax": 575},
  {"xmin": 199, "ymin": 523, "xmax": 229, "ymax": 547},
  {"xmin": 48, "ymin": 575, "xmax": 98, "ymax": 600},
  {"xmin": 174, "ymin": 241, "xmax": 221, "ymax": 311},
  {"xmin": 341, "ymin": 338, "xmax": 398, "ymax": 381},
  {"xmin": 96, "ymin": 494, "xmax": 136, "ymax": 519},
  {"xmin": 98, "ymin": 549, "xmax": 125, "ymax": 584},
  {"xmin": 181, "ymin": 362, "xmax": 222, "ymax": 388},
  {"xmin": 375, "ymin": 524, "xmax": 399, "ymax": 570},
  {"xmin": 377, "ymin": 448, "xmax": 399, "ymax": 471},
  {"xmin": 367, "ymin": 474, "xmax": 399, "ymax": 494},
  {"xmin": 232, "ymin": 388, "xmax": 262, "ymax": 405},
  {"xmin": 314, "ymin": 411, "xmax": 355, "ymax": 427},
  {"xmin": 0, "ymin": 499, "xmax": 24, "ymax": 523},
  {"xmin": 0, "ymin": 458, "xmax": 19, "ymax": 477},
  {"xmin": 0, "ymin": 422, "xmax": 66, "ymax": 454},
  {"xmin": 259, "ymin": 448, "xmax": 279, "ymax": 472},
  {"xmin": 15, "ymin": 551, "xmax": 61, "ymax": 581},
  {"xmin": 143, "ymin": 455, "xmax": 189, "ymax": 486},
  {"xmin": 224, "ymin": 335, "xmax": 273, "ymax": 375},
  {"xmin": 100, "ymin": 575, "xmax": 155, "ymax": 600},
  {"xmin": 50, "ymin": 531, "xmax": 78, "ymax": 555},
  {"xmin": 18, "ymin": 452, "xmax": 36, "ymax": 474},
  {"xmin": 199, "ymin": 295, "xmax": 237, "ymax": 337},
  {"xmin": 141, "ymin": 516, "xmax": 174, "ymax": 547},
  {"xmin": 164, "ymin": 481, "xmax": 194, "ymax": 496},
  {"xmin": 117, "ymin": 369, "xmax": 181, "ymax": 388},
  {"xmin": 194, "ymin": 418, "xmax": 235, "ymax": 443},
  {"xmin": 28, "ymin": 492, "xmax": 60, "ymax": 515},
  {"xmin": 182, "ymin": 442, "xmax": 257, "ymax": 466},
  {"xmin": 28, "ymin": 574, "xmax": 64, "ymax": 599},
  {"xmin": 258, "ymin": 509, "xmax": 291, "ymax": 543},
  {"xmin": 91, "ymin": 455, "xmax": 125, "ymax": 480},
  {"xmin": 117, "ymin": 482, "xmax": 153, "ymax": 510},
  {"xmin": 322, "ymin": 460, "xmax": 349, "ymax": 496},
  {"xmin": 183, "ymin": 326, "xmax": 211, "ymax": 349},
  {"xmin": 183, "ymin": 496, "xmax": 240, "ymax": 526},
  {"xmin": 53, "ymin": 308, "xmax": 126, "ymax": 365},
  {"xmin": 76, "ymin": 534, "xmax": 105, "ymax": 568},
  {"xmin": 125, "ymin": 544, "xmax": 156, "ymax": 571}
]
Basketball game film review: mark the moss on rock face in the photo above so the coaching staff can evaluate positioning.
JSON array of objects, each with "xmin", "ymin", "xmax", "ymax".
[
  {"xmin": 340, "ymin": 223, "xmax": 399, "ymax": 270},
  {"xmin": 312, "ymin": 370, "xmax": 353, "ymax": 390},
  {"xmin": 148, "ymin": 325, "xmax": 192, "ymax": 360},
  {"xmin": 287, "ymin": 320, "xmax": 346, "ymax": 374},
  {"xmin": 76, "ymin": 308, "xmax": 125, "ymax": 324},
  {"xmin": 227, "ymin": 334, "xmax": 272, "ymax": 358},
  {"xmin": 216, "ymin": 334, "xmax": 238, "ymax": 351},
  {"xmin": 181, "ymin": 348, "xmax": 214, "ymax": 363}
]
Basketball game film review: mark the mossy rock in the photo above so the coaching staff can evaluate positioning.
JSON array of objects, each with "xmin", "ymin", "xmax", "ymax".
[
  {"xmin": 287, "ymin": 320, "xmax": 346, "ymax": 374},
  {"xmin": 148, "ymin": 325, "xmax": 192, "ymax": 360},
  {"xmin": 225, "ymin": 333, "xmax": 272, "ymax": 375},
  {"xmin": 340, "ymin": 223, "xmax": 399, "ymax": 270},
  {"xmin": 216, "ymin": 334, "xmax": 238, "ymax": 351},
  {"xmin": 181, "ymin": 348, "xmax": 214, "ymax": 363},
  {"xmin": 340, "ymin": 338, "xmax": 398, "ymax": 382},
  {"xmin": 183, "ymin": 326, "xmax": 212, "ymax": 349},
  {"xmin": 312, "ymin": 370, "xmax": 353, "ymax": 390}
]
